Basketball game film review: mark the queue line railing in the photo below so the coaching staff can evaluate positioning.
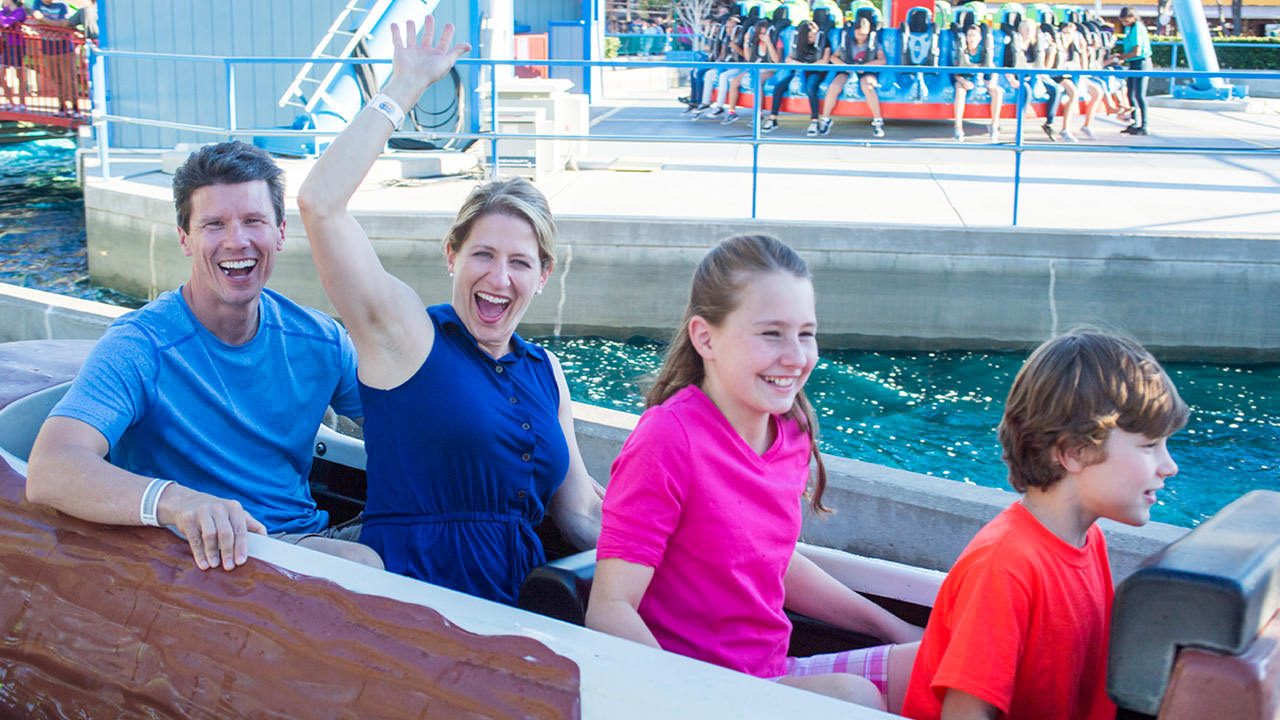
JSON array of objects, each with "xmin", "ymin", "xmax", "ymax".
[{"xmin": 88, "ymin": 48, "xmax": 1280, "ymax": 226}]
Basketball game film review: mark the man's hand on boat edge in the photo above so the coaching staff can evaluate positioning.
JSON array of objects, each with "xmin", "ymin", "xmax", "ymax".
[{"xmin": 158, "ymin": 484, "xmax": 268, "ymax": 571}]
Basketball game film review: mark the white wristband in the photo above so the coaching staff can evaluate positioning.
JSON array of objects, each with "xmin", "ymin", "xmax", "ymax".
[
  {"xmin": 367, "ymin": 93, "xmax": 405, "ymax": 130},
  {"xmin": 140, "ymin": 478, "xmax": 173, "ymax": 527}
]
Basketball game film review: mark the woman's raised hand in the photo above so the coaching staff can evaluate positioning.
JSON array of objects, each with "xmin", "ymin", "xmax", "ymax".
[{"xmin": 389, "ymin": 16, "xmax": 472, "ymax": 97}]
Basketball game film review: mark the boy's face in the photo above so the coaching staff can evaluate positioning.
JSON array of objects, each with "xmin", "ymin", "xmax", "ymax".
[{"xmin": 1073, "ymin": 428, "xmax": 1178, "ymax": 527}]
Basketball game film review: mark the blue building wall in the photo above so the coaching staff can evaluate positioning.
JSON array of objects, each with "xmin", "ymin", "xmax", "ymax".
[
  {"xmin": 514, "ymin": 0, "xmax": 581, "ymax": 34},
  {"xmin": 102, "ymin": 0, "xmax": 471, "ymax": 149}
]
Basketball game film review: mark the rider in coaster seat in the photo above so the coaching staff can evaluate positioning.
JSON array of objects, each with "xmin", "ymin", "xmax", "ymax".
[
  {"xmin": 685, "ymin": 15, "xmax": 731, "ymax": 116},
  {"xmin": 949, "ymin": 19, "xmax": 1003, "ymax": 142},
  {"xmin": 699, "ymin": 14, "xmax": 750, "ymax": 121},
  {"xmin": 815, "ymin": 15, "xmax": 887, "ymax": 138},
  {"xmin": 762, "ymin": 19, "xmax": 833, "ymax": 136},
  {"xmin": 1006, "ymin": 18, "xmax": 1049, "ymax": 123},
  {"xmin": 1036, "ymin": 21, "xmax": 1076, "ymax": 141},
  {"xmin": 721, "ymin": 19, "xmax": 783, "ymax": 125},
  {"xmin": 898, "ymin": 6, "xmax": 939, "ymax": 102}
]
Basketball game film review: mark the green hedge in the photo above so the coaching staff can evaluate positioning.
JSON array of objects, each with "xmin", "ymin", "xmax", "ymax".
[{"xmin": 1151, "ymin": 35, "xmax": 1280, "ymax": 70}]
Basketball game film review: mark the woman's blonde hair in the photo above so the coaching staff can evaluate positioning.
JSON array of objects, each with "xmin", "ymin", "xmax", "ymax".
[
  {"xmin": 648, "ymin": 235, "xmax": 831, "ymax": 514},
  {"xmin": 442, "ymin": 177, "xmax": 557, "ymax": 270}
]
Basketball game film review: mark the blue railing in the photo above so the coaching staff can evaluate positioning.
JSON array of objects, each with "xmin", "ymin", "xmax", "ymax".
[
  {"xmin": 605, "ymin": 32, "xmax": 698, "ymax": 56},
  {"xmin": 88, "ymin": 48, "xmax": 1280, "ymax": 226},
  {"xmin": 1154, "ymin": 39, "xmax": 1280, "ymax": 69}
]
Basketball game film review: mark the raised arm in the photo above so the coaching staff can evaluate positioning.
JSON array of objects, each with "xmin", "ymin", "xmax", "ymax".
[
  {"xmin": 783, "ymin": 550, "xmax": 924, "ymax": 644},
  {"xmin": 297, "ymin": 17, "xmax": 470, "ymax": 387},
  {"xmin": 545, "ymin": 351, "xmax": 603, "ymax": 550},
  {"xmin": 26, "ymin": 417, "xmax": 267, "ymax": 571}
]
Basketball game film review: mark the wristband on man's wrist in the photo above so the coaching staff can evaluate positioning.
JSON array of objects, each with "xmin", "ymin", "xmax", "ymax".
[
  {"xmin": 367, "ymin": 93, "xmax": 406, "ymax": 130},
  {"xmin": 139, "ymin": 477, "xmax": 174, "ymax": 527}
]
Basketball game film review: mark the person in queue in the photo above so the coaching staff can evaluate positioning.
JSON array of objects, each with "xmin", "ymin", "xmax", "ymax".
[
  {"xmin": 812, "ymin": 16, "xmax": 887, "ymax": 138},
  {"xmin": 27, "ymin": 141, "xmax": 381, "ymax": 572},
  {"xmin": 949, "ymin": 24, "xmax": 1003, "ymax": 143},
  {"xmin": 762, "ymin": 20, "xmax": 834, "ymax": 138},
  {"xmin": 903, "ymin": 329, "xmax": 1187, "ymax": 720},
  {"xmin": 1115, "ymin": 6, "xmax": 1152, "ymax": 135},
  {"xmin": 297, "ymin": 17, "xmax": 603, "ymax": 606},
  {"xmin": 586, "ymin": 235, "xmax": 923, "ymax": 712}
]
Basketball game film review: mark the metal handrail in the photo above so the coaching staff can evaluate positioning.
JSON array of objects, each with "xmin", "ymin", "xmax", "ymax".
[{"xmin": 87, "ymin": 48, "xmax": 1280, "ymax": 225}]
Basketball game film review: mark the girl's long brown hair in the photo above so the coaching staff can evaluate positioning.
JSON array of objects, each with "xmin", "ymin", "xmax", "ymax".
[{"xmin": 647, "ymin": 235, "xmax": 831, "ymax": 514}]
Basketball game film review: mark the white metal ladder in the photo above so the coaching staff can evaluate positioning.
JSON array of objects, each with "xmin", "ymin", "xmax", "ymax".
[{"xmin": 276, "ymin": 0, "xmax": 395, "ymax": 112}]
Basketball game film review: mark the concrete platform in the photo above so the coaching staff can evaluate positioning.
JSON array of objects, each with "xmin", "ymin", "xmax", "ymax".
[{"xmin": 78, "ymin": 94, "xmax": 1280, "ymax": 359}]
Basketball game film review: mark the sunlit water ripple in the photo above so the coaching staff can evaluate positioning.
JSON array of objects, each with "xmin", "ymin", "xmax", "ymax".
[{"xmin": 538, "ymin": 336, "xmax": 1280, "ymax": 528}]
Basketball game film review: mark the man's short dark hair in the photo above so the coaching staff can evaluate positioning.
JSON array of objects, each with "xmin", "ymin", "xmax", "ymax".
[{"xmin": 172, "ymin": 141, "xmax": 285, "ymax": 232}]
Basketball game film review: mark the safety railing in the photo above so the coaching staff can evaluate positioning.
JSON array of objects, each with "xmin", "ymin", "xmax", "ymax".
[
  {"xmin": 606, "ymin": 32, "xmax": 699, "ymax": 56},
  {"xmin": 0, "ymin": 25, "xmax": 90, "ymax": 123},
  {"xmin": 87, "ymin": 48, "xmax": 1280, "ymax": 226},
  {"xmin": 1154, "ymin": 39, "xmax": 1280, "ymax": 68}
]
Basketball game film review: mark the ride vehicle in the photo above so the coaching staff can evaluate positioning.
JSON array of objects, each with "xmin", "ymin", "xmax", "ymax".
[{"xmin": 1, "ymin": 338, "xmax": 1277, "ymax": 719}]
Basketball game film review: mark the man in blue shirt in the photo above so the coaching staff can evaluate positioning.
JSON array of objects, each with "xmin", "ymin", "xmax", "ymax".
[{"xmin": 26, "ymin": 141, "xmax": 381, "ymax": 572}]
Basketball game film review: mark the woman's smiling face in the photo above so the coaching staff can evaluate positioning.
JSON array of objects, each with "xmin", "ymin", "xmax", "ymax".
[{"xmin": 446, "ymin": 213, "xmax": 551, "ymax": 359}]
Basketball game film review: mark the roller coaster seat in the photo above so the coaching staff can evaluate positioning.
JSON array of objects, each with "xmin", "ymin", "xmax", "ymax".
[
  {"xmin": 518, "ymin": 549, "xmax": 596, "ymax": 626},
  {"xmin": 1109, "ymin": 490, "xmax": 1280, "ymax": 718},
  {"xmin": 850, "ymin": 0, "xmax": 880, "ymax": 26},
  {"xmin": 934, "ymin": 0, "xmax": 953, "ymax": 27},
  {"xmin": 900, "ymin": 7, "xmax": 939, "ymax": 66},
  {"xmin": 812, "ymin": 0, "xmax": 842, "ymax": 26}
]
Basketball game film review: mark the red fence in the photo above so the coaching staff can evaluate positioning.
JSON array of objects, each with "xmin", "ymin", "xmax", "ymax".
[{"xmin": 0, "ymin": 24, "xmax": 90, "ymax": 128}]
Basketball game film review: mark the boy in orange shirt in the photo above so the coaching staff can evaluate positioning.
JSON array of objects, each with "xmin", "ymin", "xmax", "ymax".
[{"xmin": 903, "ymin": 329, "xmax": 1188, "ymax": 720}]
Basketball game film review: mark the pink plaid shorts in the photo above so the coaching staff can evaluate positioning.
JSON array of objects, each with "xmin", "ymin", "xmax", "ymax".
[{"xmin": 777, "ymin": 643, "xmax": 893, "ymax": 698}]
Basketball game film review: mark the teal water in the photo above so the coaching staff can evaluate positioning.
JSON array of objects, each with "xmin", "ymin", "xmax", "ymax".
[
  {"xmin": 4, "ymin": 141, "xmax": 1277, "ymax": 528},
  {"xmin": 538, "ymin": 336, "xmax": 1280, "ymax": 528},
  {"xmin": 0, "ymin": 139, "xmax": 142, "ymax": 307}
]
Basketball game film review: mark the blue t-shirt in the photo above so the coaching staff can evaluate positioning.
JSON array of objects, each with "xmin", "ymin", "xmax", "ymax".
[
  {"xmin": 359, "ymin": 304, "xmax": 569, "ymax": 605},
  {"xmin": 1122, "ymin": 21, "xmax": 1151, "ymax": 61},
  {"xmin": 51, "ymin": 288, "xmax": 362, "ymax": 534},
  {"xmin": 31, "ymin": 1, "xmax": 68, "ymax": 21}
]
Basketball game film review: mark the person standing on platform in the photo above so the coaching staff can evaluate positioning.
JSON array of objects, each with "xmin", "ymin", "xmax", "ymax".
[
  {"xmin": 1115, "ymin": 7, "xmax": 1152, "ymax": 135},
  {"xmin": 0, "ymin": 0, "xmax": 27, "ymax": 109},
  {"xmin": 28, "ymin": 0, "xmax": 72, "ymax": 115}
]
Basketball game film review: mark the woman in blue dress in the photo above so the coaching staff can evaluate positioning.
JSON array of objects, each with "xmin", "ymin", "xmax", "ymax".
[{"xmin": 297, "ymin": 16, "xmax": 602, "ymax": 605}]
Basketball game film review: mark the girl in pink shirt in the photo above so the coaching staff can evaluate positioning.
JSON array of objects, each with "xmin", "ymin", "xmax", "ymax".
[{"xmin": 587, "ymin": 234, "xmax": 922, "ymax": 712}]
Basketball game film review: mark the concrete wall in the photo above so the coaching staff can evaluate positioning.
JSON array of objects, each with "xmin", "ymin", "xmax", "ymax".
[
  {"xmin": 84, "ymin": 175, "xmax": 1280, "ymax": 360},
  {"xmin": 0, "ymin": 281, "xmax": 1188, "ymax": 579}
]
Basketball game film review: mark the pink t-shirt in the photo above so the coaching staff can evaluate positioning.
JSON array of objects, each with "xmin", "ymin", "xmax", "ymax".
[{"xmin": 597, "ymin": 385, "xmax": 811, "ymax": 677}]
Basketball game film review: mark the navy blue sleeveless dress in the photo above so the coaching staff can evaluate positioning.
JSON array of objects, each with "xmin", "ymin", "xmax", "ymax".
[{"xmin": 359, "ymin": 304, "xmax": 570, "ymax": 604}]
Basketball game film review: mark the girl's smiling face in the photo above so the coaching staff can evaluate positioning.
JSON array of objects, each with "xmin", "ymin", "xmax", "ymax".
[{"xmin": 692, "ymin": 271, "xmax": 818, "ymax": 444}]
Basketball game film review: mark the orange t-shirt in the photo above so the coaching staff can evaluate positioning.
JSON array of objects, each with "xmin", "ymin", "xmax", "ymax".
[{"xmin": 903, "ymin": 501, "xmax": 1117, "ymax": 720}]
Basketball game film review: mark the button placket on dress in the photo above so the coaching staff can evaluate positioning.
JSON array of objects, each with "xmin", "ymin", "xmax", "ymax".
[{"xmin": 495, "ymin": 355, "xmax": 537, "ymax": 508}]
